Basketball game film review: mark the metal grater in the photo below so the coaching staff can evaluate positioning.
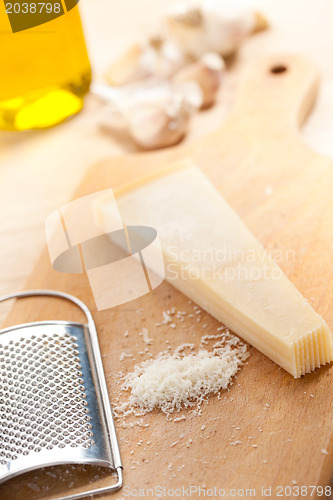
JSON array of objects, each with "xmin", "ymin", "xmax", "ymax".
[{"xmin": 0, "ymin": 290, "xmax": 122, "ymax": 500}]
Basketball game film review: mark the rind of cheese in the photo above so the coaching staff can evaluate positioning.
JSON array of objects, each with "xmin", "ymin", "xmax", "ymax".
[{"xmin": 96, "ymin": 159, "xmax": 333, "ymax": 377}]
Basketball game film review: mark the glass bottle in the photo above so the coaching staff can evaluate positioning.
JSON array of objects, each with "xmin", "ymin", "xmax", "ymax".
[{"xmin": 0, "ymin": 1, "xmax": 91, "ymax": 130}]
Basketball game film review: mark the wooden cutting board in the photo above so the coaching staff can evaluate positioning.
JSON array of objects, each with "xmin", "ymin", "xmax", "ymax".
[{"xmin": 2, "ymin": 54, "xmax": 333, "ymax": 500}]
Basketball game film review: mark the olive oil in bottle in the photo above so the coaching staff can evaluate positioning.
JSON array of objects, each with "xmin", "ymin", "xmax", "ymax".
[{"xmin": 0, "ymin": 1, "xmax": 91, "ymax": 130}]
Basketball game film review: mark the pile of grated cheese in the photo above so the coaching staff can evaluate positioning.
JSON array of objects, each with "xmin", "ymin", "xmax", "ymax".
[{"xmin": 119, "ymin": 331, "xmax": 248, "ymax": 415}]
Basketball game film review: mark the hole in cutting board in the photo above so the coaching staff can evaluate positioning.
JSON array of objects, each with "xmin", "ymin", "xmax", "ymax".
[{"xmin": 270, "ymin": 64, "xmax": 288, "ymax": 75}]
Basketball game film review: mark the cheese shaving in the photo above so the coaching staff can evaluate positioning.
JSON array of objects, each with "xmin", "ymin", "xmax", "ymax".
[
  {"xmin": 120, "ymin": 331, "xmax": 248, "ymax": 415},
  {"xmin": 140, "ymin": 327, "xmax": 153, "ymax": 344}
]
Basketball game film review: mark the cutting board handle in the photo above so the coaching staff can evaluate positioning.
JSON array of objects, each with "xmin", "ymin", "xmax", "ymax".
[{"xmin": 230, "ymin": 54, "xmax": 320, "ymax": 135}]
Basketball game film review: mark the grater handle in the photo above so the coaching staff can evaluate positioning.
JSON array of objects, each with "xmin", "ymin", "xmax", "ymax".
[{"xmin": 0, "ymin": 289, "xmax": 123, "ymax": 499}]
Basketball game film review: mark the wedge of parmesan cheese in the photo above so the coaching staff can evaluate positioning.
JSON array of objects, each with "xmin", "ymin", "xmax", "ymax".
[{"xmin": 96, "ymin": 159, "xmax": 333, "ymax": 377}]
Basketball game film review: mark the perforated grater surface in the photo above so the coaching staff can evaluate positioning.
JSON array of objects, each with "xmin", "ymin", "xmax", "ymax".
[{"xmin": 0, "ymin": 290, "xmax": 122, "ymax": 500}]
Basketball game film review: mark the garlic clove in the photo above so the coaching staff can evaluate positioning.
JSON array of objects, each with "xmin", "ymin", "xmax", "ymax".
[
  {"xmin": 128, "ymin": 102, "xmax": 189, "ymax": 149},
  {"xmin": 203, "ymin": 0, "xmax": 255, "ymax": 56},
  {"xmin": 105, "ymin": 43, "xmax": 149, "ymax": 86},
  {"xmin": 105, "ymin": 35, "xmax": 187, "ymax": 87},
  {"xmin": 172, "ymin": 52, "xmax": 225, "ymax": 109},
  {"xmin": 171, "ymin": 80, "xmax": 203, "ymax": 111},
  {"xmin": 127, "ymin": 82, "xmax": 202, "ymax": 149},
  {"xmin": 150, "ymin": 35, "xmax": 189, "ymax": 80}
]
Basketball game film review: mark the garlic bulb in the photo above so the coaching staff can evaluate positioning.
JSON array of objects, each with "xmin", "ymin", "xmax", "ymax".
[
  {"xmin": 99, "ymin": 81, "xmax": 203, "ymax": 150},
  {"xmin": 105, "ymin": 35, "xmax": 187, "ymax": 86},
  {"xmin": 172, "ymin": 52, "xmax": 225, "ymax": 108},
  {"xmin": 166, "ymin": 0, "xmax": 268, "ymax": 59}
]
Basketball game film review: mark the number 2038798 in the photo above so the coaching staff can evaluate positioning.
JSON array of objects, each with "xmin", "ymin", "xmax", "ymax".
[{"xmin": 6, "ymin": 3, "xmax": 61, "ymax": 14}]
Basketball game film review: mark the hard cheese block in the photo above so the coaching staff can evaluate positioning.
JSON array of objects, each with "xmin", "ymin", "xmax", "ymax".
[{"xmin": 96, "ymin": 159, "xmax": 333, "ymax": 377}]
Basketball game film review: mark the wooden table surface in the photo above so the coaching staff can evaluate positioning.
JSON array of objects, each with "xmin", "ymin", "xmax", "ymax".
[
  {"xmin": 1, "ymin": 0, "xmax": 333, "ymax": 494},
  {"xmin": 1, "ymin": 0, "xmax": 333, "ymax": 321}
]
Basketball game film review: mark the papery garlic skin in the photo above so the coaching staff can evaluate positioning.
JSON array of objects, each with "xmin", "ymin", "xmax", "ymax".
[{"xmin": 167, "ymin": 0, "xmax": 266, "ymax": 59}]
